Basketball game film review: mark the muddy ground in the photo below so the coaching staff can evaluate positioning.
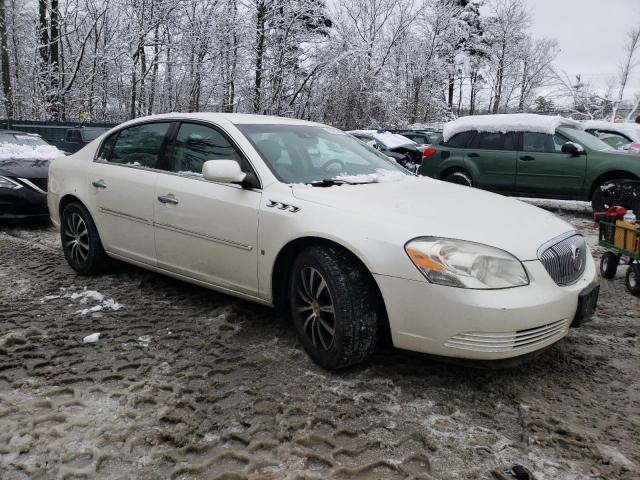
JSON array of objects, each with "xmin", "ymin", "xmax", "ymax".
[{"xmin": 0, "ymin": 203, "xmax": 638, "ymax": 480}]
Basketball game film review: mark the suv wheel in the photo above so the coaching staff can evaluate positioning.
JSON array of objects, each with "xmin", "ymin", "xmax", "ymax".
[
  {"xmin": 444, "ymin": 171, "xmax": 473, "ymax": 187},
  {"xmin": 61, "ymin": 202, "xmax": 109, "ymax": 275},
  {"xmin": 591, "ymin": 179, "xmax": 636, "ymax": 212},
  {"xmin": 289, "ymin": 246, "xmax": 379, "ymax": 370}
]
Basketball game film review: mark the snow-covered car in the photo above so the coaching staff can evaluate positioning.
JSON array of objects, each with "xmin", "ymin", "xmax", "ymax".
[
  {"xmin": 583, "ymin": 120, "xmax": 640, "ymax": 153},
  {"xmin": 0, "ymin": 130, "xmax": 63, "ymax": 220},
  {"xmin": 47, "ymin": 113, "xmax": 599, "ymax": 369},
  {"xmin": 347, "ymin": 129, "xmax": 422, "ymax": 171}
]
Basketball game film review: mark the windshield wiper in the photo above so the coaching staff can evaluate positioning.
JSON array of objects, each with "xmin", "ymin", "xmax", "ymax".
[{"xmin": 309, "ymin": 178, "xmax": 357, "ymax": 187}]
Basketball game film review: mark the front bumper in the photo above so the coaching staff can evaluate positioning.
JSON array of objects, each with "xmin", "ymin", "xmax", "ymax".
[
  {"xmin": 0, "ymin": 185, "xmax": 49, "ymax": 219},
  {"xmin": 374, "ymin": 253, "xmax": 597, "ymax": 360}
]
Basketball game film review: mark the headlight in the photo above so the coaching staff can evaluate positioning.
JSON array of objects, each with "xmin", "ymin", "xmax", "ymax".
[
  {"xmin": 405, "ymin": 237, "xmax": 529, "ymax": 289},
  {"xmin": 0, "ymin": 176, "xmax": 23, "ymax": 189}
]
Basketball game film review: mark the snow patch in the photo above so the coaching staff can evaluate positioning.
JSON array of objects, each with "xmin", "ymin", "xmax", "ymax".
[
  {"xmin": 582, "ymin": 120, "xmax": 640, "ymax": 142},
  {"xmin": 40, "ymin": 288, "xmax": 122, "ymax": 315},
  {"xmin": 333, "ymin": 168, "xmax": 409, "ymax": 184},
  {"xmin": 83, "ymin": 333, "xmax": 100, "ymax": 343},
  {"xmin": 443, "ymin": 114, "xmax": 583, "ymax": 141},
  {"xmin": 347, "ymin": 130, "xmax": 417, "ymax": 149},
  {"xmin": 137, "ymin": 335, "xmax": 152, "ymax": 347},
  {"xmin": 0, "ymin": 143, "xmax": 64, "ymax": 160}
]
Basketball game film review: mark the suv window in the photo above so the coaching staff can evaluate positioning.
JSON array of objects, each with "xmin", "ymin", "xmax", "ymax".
[
  {"xmin": 469, "ymin": 132, "xmax": 516, "ymax": 150},
  {"xmin": 108, "ymin": 122, "xmax": 171, "ymax": 168},
  {"xmin": 443, "ymin": 131, "xmax": 474, "ymax": 148},
  {"xmin": 170, "ymin": 123, "xmax": 243, "ymax": 174},
  {"xmin": 523, "ymin": 132, "xmax": 554, "ymax": 153}
]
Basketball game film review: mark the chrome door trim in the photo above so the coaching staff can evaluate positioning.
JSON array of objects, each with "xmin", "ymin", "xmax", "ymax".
[
  {"xmin": 154, "ymin": 222, "xmax": 253, "ymax": 251},
  {"xmin": 98, "ymin": 207, "xmax": 151, "ymax": 225}
]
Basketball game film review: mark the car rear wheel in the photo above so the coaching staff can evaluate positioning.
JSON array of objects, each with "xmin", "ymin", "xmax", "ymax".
[
  {"xmin": 443, "ymin": 170, "xmax": 473, "ymax": 187},
  {"xmin": 600, "ymin": 252, "xmax": 619, "ymax": 279},
  {"xmin": 625, "ymin": 264, "xmax": 640, "ymax": 296},
  {"xmin": 289, "ymin": 246, "xmax": 379, "ymax": 370},
  {"xmin": 61, "ymin": 202, "xmax": 109, "ymax": 275}
]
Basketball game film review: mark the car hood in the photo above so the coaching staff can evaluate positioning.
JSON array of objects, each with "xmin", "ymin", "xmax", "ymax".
[
  {"xmin": 292, "ymin": 177, "xmax": 575, "ymax": 261},
  {"xmin": 0, "ymin": 158, "xmax": 52, "ymax": 178}
]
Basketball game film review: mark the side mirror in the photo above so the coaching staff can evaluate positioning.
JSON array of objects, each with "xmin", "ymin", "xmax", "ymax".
[
  {"xmin": 202, "ymin": 160, "xmax": 246, "ymax": 183},
  {"xmin": 561, "ymin": 142, "xmax": 584, "ymax": 156}
]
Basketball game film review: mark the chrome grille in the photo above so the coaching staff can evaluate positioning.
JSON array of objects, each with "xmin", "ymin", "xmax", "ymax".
[
  {"xmin": 539, "ymin": 234, "xmax": 586, "ymax": 285},
  {"xmin": 445, "ymin": 319, "xmax": 568, "ymax": 353}
]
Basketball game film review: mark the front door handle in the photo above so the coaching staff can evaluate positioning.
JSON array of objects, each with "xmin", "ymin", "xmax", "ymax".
[
  {"xmin": 158, "ymin": 195, "xmax": 179, "ymax": 205},
  {"xmin": 91, "ymin": 179, "xmax": 107, "ymax": 189},
  {"xmin": 520, "ymin": 155, "xmax": 535, "ymax": 161},
  {"xmin": 467, "ymin": 152, "xmax": 480, "ymax": 158}
]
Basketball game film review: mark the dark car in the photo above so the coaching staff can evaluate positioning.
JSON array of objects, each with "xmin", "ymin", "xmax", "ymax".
[
  {"xmin": 347, "ymin": 129, "xmax": 422, "ymax": 171},
  {"xmin": 0, "ymin": 130, "xmax": 62, "ymax": 220},
  {"xmin": 55, "ymin": 127, "xmax": 109, "ymax": 154},
  {"xmin": 391, "ymin": 129, "xmax": 443, "ymax": 147}
]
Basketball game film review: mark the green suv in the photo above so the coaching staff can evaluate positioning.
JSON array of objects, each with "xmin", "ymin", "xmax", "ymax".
[{"xmin": 418, "ymin": 115, "xmax": 640, "ymax": 211}]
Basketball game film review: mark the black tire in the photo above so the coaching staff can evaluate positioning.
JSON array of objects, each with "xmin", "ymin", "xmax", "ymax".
[
  {"xmin": 289, "ymin": 246, "xmax": 379, "ymax": 370},
  {"xmin": 625, "ymin": 264, "xmax": 640, "ymax": 296},
  {"xmin": 600, "ymin": 252, "xmax": 619, "ymax": 279},
  {"xmin": 443, "ymin": 170, "xmax": 472, "ymax": 187},
  {"xmin": 591, "ymin": 179, "xmax": 634, "ymax": 212},
  {"xmin": 60, "ymin": 202, "xmax": 109, "ymax": 275}
]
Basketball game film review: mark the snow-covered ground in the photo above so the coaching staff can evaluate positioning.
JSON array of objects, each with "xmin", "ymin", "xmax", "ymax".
[{"xmin": 0, "ymin": 217, "xmax": 638, "ymax": 479}]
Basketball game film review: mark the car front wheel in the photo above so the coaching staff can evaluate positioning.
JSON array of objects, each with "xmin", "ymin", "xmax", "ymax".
[
  {"xmin": 61, "ymin": 202, "xmax": 109, "ymax": 275},
  {"xmin": 289, "ymin": 246, "xmax": 379, "ymax": 370}
]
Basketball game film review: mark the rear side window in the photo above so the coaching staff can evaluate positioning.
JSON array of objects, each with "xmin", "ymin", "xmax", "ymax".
[
  {"xmin": 108, "ymin": 122, "xmax": 171, "ymax": 169},
  {"xmin": 443, "ymin": 131, "xmax": 474, "ymax": 148},
  {"xmin": 97, "ymin": 134, "xmax": 117, "ymax": 162},
  {"xmin": 169, "ymin": 123, "xmax": 243, "ymax": 174},
  {"xmin": 469, "ymin": 132, "xmax": 516, "ymax": 151}
]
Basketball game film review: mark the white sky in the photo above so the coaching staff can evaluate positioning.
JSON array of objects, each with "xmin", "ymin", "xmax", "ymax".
[{"xmin": 521, "ymin": 0, "xmax": 640, "ymax": 98}]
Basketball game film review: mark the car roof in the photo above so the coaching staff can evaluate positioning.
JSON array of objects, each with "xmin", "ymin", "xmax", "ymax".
[
  {"xmin": 443, "ymin": 114, "xmax": 583, "ymax": 142},
  {"xmin": 582, "ymin": 120, "xmax": 640, "ymax": 141},
  {"xmin": 115, "ymin": 112, "xmax": 325, "ymax": 129}
]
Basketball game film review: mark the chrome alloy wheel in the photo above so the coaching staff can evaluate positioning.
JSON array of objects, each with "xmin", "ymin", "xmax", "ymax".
[
  {"xmin": 64, "ymin": 212, "xmax": 90, "ymax": 264},
  {"xmin": 294, "ymin": 267, "xmax": 336, "ymax": 351}
]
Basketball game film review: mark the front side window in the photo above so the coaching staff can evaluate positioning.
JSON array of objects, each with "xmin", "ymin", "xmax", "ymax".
[
  {"xmin": 523, "ymin": 132, "xmax": 555, "ymax": 153},
  {"xmin": 170, "ymin": 123, "xmax": 243, "ymax": 174},
  {"xmin": 108, "ymin": 122, "xmax": 171, "ymax": 168},
  {"xmin": 469, "ymin": 132, "xmax": 516, "ymax": 151},
  {"xmin": 237, "ymin": 124, "xmax": 407, "ymax": 184}
]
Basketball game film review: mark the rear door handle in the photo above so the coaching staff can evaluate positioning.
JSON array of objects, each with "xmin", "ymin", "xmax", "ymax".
[
  {"xmin": 520, "ymin": 155, "xmax": 535, "ymax": 161},
  {"xmin": 467, "ymin": 152, "xmax": 480, "ymax": 158},
  {"xmin": 158, "ymin": 195, "xmax": 179, "ymax": 205},
  {"xmin": 92, "ymin": 180, "xmax": 107, "ymax": 189}
]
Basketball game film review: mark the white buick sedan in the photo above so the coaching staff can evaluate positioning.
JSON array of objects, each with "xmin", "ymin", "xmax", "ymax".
[{"xmin": 48, "ymin": 113, "xmax": 599, "ymax": 369}]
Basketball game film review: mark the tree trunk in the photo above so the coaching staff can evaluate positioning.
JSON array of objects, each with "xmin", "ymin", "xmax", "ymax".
[
  {"xmin": 0, "ymin": 0, "xmax": 13, "ymax": 119},
  {"xmin": 147, "ymin": 25, "xmax": 159, "ymax": 115},
  {"xmin": 253, "ymin": 0, "xmax": 266, "ymax": 114},
  {"xmin": 49, "ymin": 0, "xmax": 60, "ymax": 119}
]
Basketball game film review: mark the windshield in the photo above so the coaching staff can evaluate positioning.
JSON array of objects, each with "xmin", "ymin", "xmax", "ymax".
[
  {"xmin": 558, "ymin": 127, "xmax": 612, "ymax": 151},
  {"xmin": 0, "ymin": 132, "xmax": 49, "ymax": 147},
  {"xmin": 82, "ymin": 128, "xmax": 109, "ymax": 141},
  {"xmin": 236, "ymin": 124, "xmax": 408, "ymax": 184}
]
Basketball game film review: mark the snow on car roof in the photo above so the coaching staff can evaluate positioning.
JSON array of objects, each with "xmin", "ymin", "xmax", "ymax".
[
  {"xmin": 347, "ymin": 130, "xmax": 416, "ymax": 149},
  {"xmin": 0, "ymin": 143, "xmax": 63, "ymax": 160},
  {"xmin": 582, "ymin": 120, "xmax": 640, "ymax": 142},
  {"xmin": 442, "ymin": 114, "xmax": 583, "ymax": 142}
]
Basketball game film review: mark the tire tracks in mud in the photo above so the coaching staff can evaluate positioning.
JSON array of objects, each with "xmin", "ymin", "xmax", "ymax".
[{"xmin": 0, "ymin": 225, "xmax": 639, "ymax": 479}]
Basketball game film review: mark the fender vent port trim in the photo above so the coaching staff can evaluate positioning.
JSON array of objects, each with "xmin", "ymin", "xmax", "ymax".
[{"xmin": 266, "ymin": 200, "xmax": 300, "ymax": 213}]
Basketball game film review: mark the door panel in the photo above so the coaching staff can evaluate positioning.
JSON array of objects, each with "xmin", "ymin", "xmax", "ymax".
[
  {"xmin": 515, "ymin": 132, "xmax": 586, "ymax": 196},
  {"xmin": 154, "ymin": 175, "xmax": 261, "ymax": 295},
  {"xmin": 465, "ymin": 132, "xmax": 517, "ymax": 192},
  {"xmin": 87, "ymin": 121, "xmax": 173, "ymax": 264},
  {"xmin": 88, "ymin": 162, "xmax": 158, "ymax": 264}
]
